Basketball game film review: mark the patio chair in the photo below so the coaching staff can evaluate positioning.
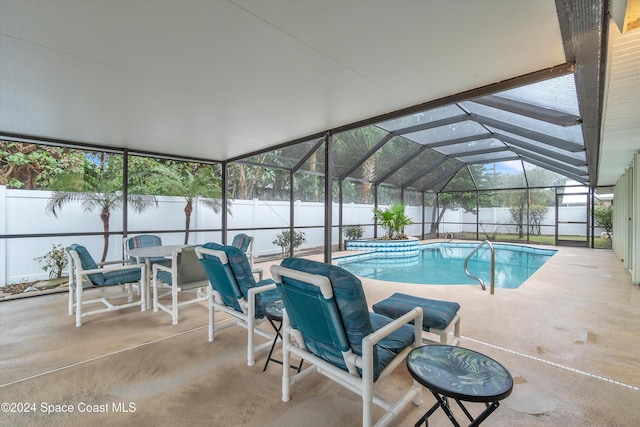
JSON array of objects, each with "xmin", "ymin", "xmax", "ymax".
[
  {"xmin": 66, "ymin": 244, "xmax": 146, "ymax": 327},
  {"xmin": 270, "ymin": 258, "xmax": 424, "ymax": 427},
  {"xmin": 231, "ymin": 233, "xmax": 263, "ymax": 280},
  {"xmin": 195, "ymin": 242, "xmax": 280, "ymax": 366},
  {"xmin": 123, "ymin": 234, "xmax": 170, "ymax": 266},
  {"xmin": 152, "ymin": 245, "xmax": 210, "ymax": 325}
]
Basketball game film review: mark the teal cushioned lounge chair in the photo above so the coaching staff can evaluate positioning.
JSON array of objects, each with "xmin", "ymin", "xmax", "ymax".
[
  {"xmin": 66, "ymin": 244, "xmax": 146, "ymax": 327},
  {"xmin": 270, "ymin": 257, "xmax": 424, "ymax": 427},
  {"xmin": 231, "ymin": 233, "xmax": 263, "ymax": 280},
  {"xmin": 195, "ymin": 242, "xmax": 280, "ymax": 366}
]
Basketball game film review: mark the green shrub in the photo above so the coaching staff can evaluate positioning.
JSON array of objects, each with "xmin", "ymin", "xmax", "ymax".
[
  {"xmin": 343, "ymin": 225, "xmax": 364, "ymax": 240},
  {"xmin": 594, "ymin": 205, "xmax": 612, "ymax": 237},
  {"xmin": 273, "ymin": 230, "xmax": 307, "ymax": 255},
  {"xmin": 34, "ymin": 244, "xmax": 68, "ymax": 279},
  {"xmin": 372, "ymin": 201, "xmax": 412, "ymax": 240}
]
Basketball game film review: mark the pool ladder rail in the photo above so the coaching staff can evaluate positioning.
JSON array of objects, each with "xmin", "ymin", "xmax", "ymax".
[{"xmin": 464, "ymin": 240, "xmax": 495, "ymax": 294}]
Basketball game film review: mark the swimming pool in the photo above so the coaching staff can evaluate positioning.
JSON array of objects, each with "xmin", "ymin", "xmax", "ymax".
[{"xmin": 335, "ymin": 242, "xmax": 557, "ymax": 289}]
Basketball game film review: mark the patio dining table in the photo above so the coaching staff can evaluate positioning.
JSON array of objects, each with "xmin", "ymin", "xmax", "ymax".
[{"xmin": 126, "ymin": 244, "xmax": 186, "ymax": 309}]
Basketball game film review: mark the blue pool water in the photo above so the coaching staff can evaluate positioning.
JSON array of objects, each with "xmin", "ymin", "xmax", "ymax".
[{"xmin": 335, "ymin": 242, "xmax": 557, "ymax": 289}]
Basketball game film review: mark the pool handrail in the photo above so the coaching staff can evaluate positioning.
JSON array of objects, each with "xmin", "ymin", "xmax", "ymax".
[{"xmin": 464, "ymin": 240, "xmax": 495, "ymax": 294}]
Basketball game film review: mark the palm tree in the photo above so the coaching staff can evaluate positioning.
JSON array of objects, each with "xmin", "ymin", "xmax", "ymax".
[
  {"xmin": 46, "ymin": 167, "xmax": 157, "ymax": 262},
  {"xmin": 373, "ymin": 201, "xmax": 413, "ymax": 240},
  {"xmin": 333, "ymin": 126, "xmax": 387, "ymax": 203},
  {"xmin": 150, "ymin": 164, "xmax": 226, "ymax": 244}
]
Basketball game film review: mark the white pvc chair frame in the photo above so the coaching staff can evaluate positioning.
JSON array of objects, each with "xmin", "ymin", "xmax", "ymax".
[
  {"xmin": 152, "ymin": 246, "xmax": 209, "ymax": 325},
  {"xmin": 427, "ymin": 312, "xmax": 461, "ymax": 346},
  {"xmin": 66, "ymin": 249, "xmax": 146, "ymax": 327},
  {"xmin": 195, "ymin": 246, "xmax": 277, "ymax": 366},
  {"xmin": 271, "ymin": 265, "xmax": 425, "ymax": 427}
]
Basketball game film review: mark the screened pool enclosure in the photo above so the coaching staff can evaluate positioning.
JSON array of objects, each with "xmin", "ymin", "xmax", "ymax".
[{"xmin": 1, "ymin": 69, "xmax": 612, "ymax": 286}]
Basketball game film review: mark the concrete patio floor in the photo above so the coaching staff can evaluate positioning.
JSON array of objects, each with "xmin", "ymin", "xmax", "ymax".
[{"xmin": 1, "ymin": 243, "xmax": 639, "ymax": 426}]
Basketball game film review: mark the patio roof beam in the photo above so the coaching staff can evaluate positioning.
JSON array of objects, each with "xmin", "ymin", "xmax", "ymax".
[
  {"xmin": 418, "ymin": 133, "xmax": 494, "ymax": 149},
  {"xmin": 469, "ymin": 94, "xmax": 581, "ymax": 126},
  {"xmin": 402, "ymin": 157, "xmax": 450, "ymax": 188},
  {"xmin": 496, "ymin": 133, "xmax": 586, "ymax": 166},
  {"xmin": 339, "ymin": 133, "xmax": 394, "ymax": 180},
  {"xmin": 445, "ymin": 146, "xmax": 510, "ymax": 158},
  {"xmin": 523, "ymin": 157, "xmax": 589, "ymax": 184},
  {"xmin": 233, "ymin": 159, "xmax": 292, "ymax": 172},
  {"xmin": 463, "ymin": 156, "xmax": 522, "ymax": 165},
  {"xmin": 521, "ymin": 159, "xmax": 530, "ymax": 187},
  {"xmin": 373, "ymin": 146, "xmax": 436, "ymax": 185},
  {"xmin": 470, "ymin": 113, "xmax": 584, "ymax": 152},
  {"xmin": 292, "ymin": 137, "xmax": 325, "ymax": 173},
  {"xmin": 425, "ymin": 167, "xmax": 463, "ymax": 192},
  {"xmin": 386, "ymin": 114, "xmax": 469, "ymax": 136},
  {"xmin": 467, "ymin": 165, "xmax": 480, "ymax": 190},
  {"xmin": 509, "ymin": 146, "xmax": 588, "ymax": 177}
]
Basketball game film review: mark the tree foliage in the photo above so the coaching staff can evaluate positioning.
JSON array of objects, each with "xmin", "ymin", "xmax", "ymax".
[
  {"xmin": 147, "ymin": 162, "xmax": 225, "ymax": 244},
  {"xmin": 272, "ymin": 229, "xmax": 306, "ymax": 255},
  {"xmin": 343, "ymin": 224, "xmax": 364, "ymax": 240},
  {"xmin": 46, "ymin": 153, "xmax": 157, "ymax": 262},
  {"xmin": 506, "ymin": 189, "xmax": 550, "ymax": 238},
  {"xmin": 227, "ymin": 153, "xmax": 281, "ymax": 200},
  {"xmin": 594, "ymin": 205, "xmax": 613, "ymax": 236},
  {"xmin": 34, "ymin": 244, "xmax": 68, "ymax": 279},
  {"xmin": 429, "ymin": 166, "xmax": 491, "ymax": 234},
  {"xmin": 333, "ymin": 126, "xmax": 387, "ymax": 203},
  {"xmin": 1, "ymin": 141, "xmax": 87, "ymax": 189}
]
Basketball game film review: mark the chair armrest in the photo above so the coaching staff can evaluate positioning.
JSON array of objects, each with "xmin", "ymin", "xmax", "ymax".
[
  {"xmin": 152, "ymin": 262, "xmax": 173, "ymax": 275},
  {"xmin": 246, "ymin": 282, "xmax": 278, "ymax": 316},
  {"xmin": 364, "ymin": 307, "xmax": 423, "ymax": 347},
  {"xmin": 247, "ymin": 281, "xmax": 277, "ymax": 297},
  {"xmin": 357, "ymin": 307, "xmax": 423, "ymax": 381},
  {"xmin": 194, "ymin": 246, "xmax": 227, "ymax": 263},
  {"xmin": 97, "ymin": 258, "xmax": 133, "ymax": 267},
  {"xmin": 80, "ymin": 262, "xmax": 145, "ymax": 276}
]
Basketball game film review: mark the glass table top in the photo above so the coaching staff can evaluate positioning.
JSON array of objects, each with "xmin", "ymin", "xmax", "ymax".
[
  {"xmin": 264, "ymin": 299, "xmax": 285, "ymax": 320},
  {"xmin": 406, "ymin": 345, "xmax": 513, "ymax": 402}
]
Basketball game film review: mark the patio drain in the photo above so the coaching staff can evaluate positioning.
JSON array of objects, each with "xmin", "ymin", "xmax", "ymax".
[{"xmin": 462, "ymin": 335, "xmax": 639, "ymax": 392}]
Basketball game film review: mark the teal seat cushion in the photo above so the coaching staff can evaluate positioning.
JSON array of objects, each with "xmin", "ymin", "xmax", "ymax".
[
  {"xmin": 70, "ymin": 244, "xmax": 141, "ymax": 286},
  {"xmin": 127, "ymin": 235, "xmax": 168, "ymax": 264},
  {"xmin": 70, "ymin": 244, "xmax": 104, "ymax": 286},
  {"xmin": 102, "ymin": 268, "xmax": 142, "ymax": 286},
  {"xmin": 369, "ymin": 312, "xmax": 416, "ymax": 353},
  {"xmin": 231, "ymin": 234, "xmax": 252, "ymax": 252},
  {"xmin": 372, "ymin": 292, "xmax": 460, "ymax": 332},
  {"xmin": 128, "ymin": 234, "xmax": 161, "ymax": 248},
  {"xmin": 156, "ymin": 270, "xmax": 172, "ymax": 285},
  {"xmin": 201, "ymin": 242, "xmax": 276, "ymax": 318}
]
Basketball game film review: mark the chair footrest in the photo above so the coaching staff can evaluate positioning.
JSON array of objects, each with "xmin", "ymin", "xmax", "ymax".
[{"xmin": 372, "ymin": 292, "xmax": 460, "ymax": 332}]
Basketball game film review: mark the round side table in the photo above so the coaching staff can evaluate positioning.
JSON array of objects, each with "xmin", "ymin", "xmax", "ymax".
[{"xmin": 406, "ymin": 345, "xmax": 513, "ymax": 426}]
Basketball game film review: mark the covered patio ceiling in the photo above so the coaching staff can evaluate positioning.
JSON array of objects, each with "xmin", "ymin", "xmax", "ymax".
[{"xmin": 1, "ymin": 1, "xmax": 639, "ymax": 189}]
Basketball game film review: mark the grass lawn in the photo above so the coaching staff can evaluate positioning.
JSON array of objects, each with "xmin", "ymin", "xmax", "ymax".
[{"xmin": 455, "ymin": 232, "xmax": 612, "ymax": 249}]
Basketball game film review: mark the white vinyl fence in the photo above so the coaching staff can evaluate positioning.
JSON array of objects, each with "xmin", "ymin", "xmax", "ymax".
[{"xmin": 0, "ymin": 187, "xmax": 592, "ymax": 285}]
